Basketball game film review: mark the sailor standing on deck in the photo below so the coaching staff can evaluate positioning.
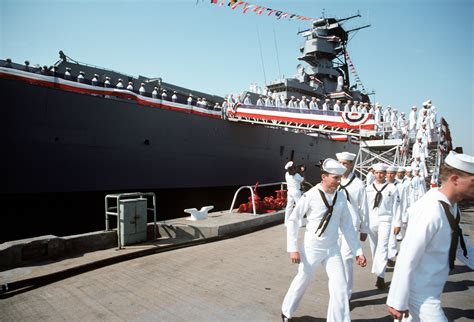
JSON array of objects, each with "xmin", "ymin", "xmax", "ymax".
[
  {"xmin": 387, "ymin": 151, "xmax": 474, "ymax": 322},
  {"xmin": 322, "ymin": 98, "xmax": 330, "ymax": 111},
  {"xmin": 366, "ymin": 166, "xmax": 375, "ymax": 186},
  {"xmin": 281, "ymin": 159, "xmax": 367, "ymax": 322},
  {"xmin": 299, "ymin": 96, "xmax": 308, "ymax": 109},
  {"xmin": 335, "ymin": 152, "xmax": 369, "ymax": 299},
  {"xmin": 243, "ymin": 93, "xmax": 252, "ymax": 105},
  {"xmin": 309, "ymin": 97, "xmax": 319, "ymax": 110},
  {"xmin": 333, "ymin": 100, "xmax": 341, "ymax": 112},
  {"xmin": 366, "ymin": 163, "xmax": 401, "ymax": 289},
  {"xmin": 284, "ymin": 162, "xmax": 304, "ymax": 226},
  {"xmin": 343, "ymin": 100, "xmax": 352, "ymax": 112}
]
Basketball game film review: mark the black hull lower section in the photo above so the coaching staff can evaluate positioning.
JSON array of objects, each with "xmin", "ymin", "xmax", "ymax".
[
  {"xmin": 0, "ymin": 75, "xmax": 356, "ymax": 242},
  {"xmin": 0, "ymin": 184, "xmax": 283, "ymax": 243}
]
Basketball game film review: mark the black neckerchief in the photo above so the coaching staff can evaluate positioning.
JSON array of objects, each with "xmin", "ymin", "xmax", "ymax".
[
  {"xmin": 315, "ymin": 189, "xmax": 338, "ymax": 237},
  {"xmin": 338, "ymin": 173, "xmax": 356, "ymax": 203},
  {"xmin": 372, "ymin": 183, "xmax": 389, "ymax": 209},
  {"xmin": 438, "ymin": 201, "xmax": 468, "ymax": 270}
]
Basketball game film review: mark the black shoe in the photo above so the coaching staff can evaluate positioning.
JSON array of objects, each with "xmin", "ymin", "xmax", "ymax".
[
  {"xmin": 387, "ymin": 259, "xmax": 396, "ymax": 267},
  {"xmin": 281, "ymin": 313, "xmax": 292, "ymax": 322},
  {"xmin": 375, "ymin": 276, "xmax": 386, "ymax": 290}
]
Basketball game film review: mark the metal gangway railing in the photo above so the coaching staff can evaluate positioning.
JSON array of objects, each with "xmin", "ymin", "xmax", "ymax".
[
  {"xmin": 354, "ymin": 121, "xmax": 411, "ymax": 180},
  {"xmin": 229, "ymin": 182, "xmax": 286, "ymax": 216}
]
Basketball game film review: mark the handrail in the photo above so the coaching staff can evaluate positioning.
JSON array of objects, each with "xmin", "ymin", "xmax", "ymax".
[
  {"xmin": 105, "ymin": 192, "xmax": 157, "ymax": 249},
  {"xmin": 228, "ymin": 182, "xmax": 286, "ymax": 216}
]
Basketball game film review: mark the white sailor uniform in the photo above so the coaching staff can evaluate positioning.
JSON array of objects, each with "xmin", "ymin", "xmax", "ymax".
[
  {"xmin": 366, "ymin": 182, "xmax": 401, "ymax": 278},
  {"xmin": 282, "ymin": 184, "xmax": 363, "ymax": 321},
  {"xmin": 387, "ymin": 189, "xmax": 474, "ymax": 321},
  {"xmin": 284, "ymin": 172, "xmax": 304, "ymax": 225},
  {"xmin": 388, "ymin": 179, "xmax": 407, "ymax": 258},
  {"xmin": 407, "ymin": 175, "xmax": 426, "ymax": 211},
  {"xmin": 337, "ymin": 173, "xmax": 369, "ymax": 298}
]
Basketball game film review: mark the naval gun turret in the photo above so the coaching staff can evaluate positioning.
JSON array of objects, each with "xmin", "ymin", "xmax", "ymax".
[{"xmin": 266, "ymin": 14, "xmax": 370, "ymax": 103}]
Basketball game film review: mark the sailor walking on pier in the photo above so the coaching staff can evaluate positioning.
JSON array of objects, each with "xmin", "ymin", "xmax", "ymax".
[
  {"xmin": 281, "ymin": 158, "xmax": 367, "ymax": 322},
  {"xmin": 387, "ymin": 151, "xmax": 474, "ymax": 321},
  {"xmin": 366, "ymin": 163, "xmax": 401, "ymax": 289},
  {"xmin": 335, "ymin": 152, "xmax": 369, "ymax": 299},
  {"xmin": 284, "ymin": 162, "xmax": 304, "ymax": 226},
  {"xmin": 385, "ymin": 165, "xmax": 406, "ymax": 264}
]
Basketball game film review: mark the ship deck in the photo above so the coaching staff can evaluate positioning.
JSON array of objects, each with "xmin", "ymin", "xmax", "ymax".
[{"xmin": 1, "ymin": 205, "xmax": 473, "ymax": 321}]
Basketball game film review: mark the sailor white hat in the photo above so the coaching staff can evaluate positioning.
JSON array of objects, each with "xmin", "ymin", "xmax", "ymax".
[
  {"xmin": 412, "ymin": 105, "xmax": 417, "ymax": 109},
  {"xmin": 335, "ymin": 152, "xmax": 356, "ymax": 161},
  {"xmin": 445, "ymin": 151, "xmax": 474, "ymax": 174},
  {"xmin": 285, "ymin": 161, "xmax": 294, "ymax": 170},
  {"xmin": 372, "ymin": 163, "xmax": 388, "ymax": 171},
  {"xmin": 405, "ymin": 166, "xmax": 412, "ymax": 172},
  {"xmin": 325, "ymin": 98, "xmax": 330, "ymax": 102},
  {"xmin": 386, "ymin": 165, "xmax": 398, "ymax": 172},
  {"xmin": 322, "ymin": 158, "xmax": 346, "ymax": 175},
  {"xmin": 413, "ymin": 167, "xmax": 420, "ymax": 171},
  {"xmin": 397, "ymin": 167, "xmax": 406, "ymax": 172}
]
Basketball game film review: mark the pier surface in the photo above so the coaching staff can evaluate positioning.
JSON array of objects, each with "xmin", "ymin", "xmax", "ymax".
[{"xmin": 1, "ymin": 205, "xmax": 473, "ymax": 321}]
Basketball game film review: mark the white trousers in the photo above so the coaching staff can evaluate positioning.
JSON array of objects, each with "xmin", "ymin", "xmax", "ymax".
[
  {"xmin": 368, "ymin": 221, "xmax": 391, "ymax": 278},
  {"xmin": 338, "ymin": 232, "xmax": 355, "ymax": 299},
  {"xmin": 282, "ymin": 235, "xmax": 350, "ymax": 321},
  {"xmin": 401, "ymin": 293, "xmax": 447, "ymax": 322},
  {"xmin": 285, "ymin": 190, "xmax": 301, "ymax": 225},
  {"xmin": 388, "ymin": 219, "xmax": 399, "ymax": 260}
]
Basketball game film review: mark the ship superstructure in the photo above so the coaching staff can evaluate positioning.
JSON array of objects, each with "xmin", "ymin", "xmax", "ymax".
[{"xmin": 264, "ymin": 14, "xmax": 370, "ymax": 102}]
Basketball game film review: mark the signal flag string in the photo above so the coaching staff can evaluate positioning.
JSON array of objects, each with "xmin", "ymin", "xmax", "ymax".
[
  {"xmin": 344, "ymin": 50, "xmax": 367, "ymax": 94},
  {"xmin": 209, "ymin": 0, "xmax": 317, "ymax": 22}
]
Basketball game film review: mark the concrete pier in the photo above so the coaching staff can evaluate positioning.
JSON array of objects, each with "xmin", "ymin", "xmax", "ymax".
[{"xmin": 0, "ymin": 205, "xmax": 473, "ymax": 321}]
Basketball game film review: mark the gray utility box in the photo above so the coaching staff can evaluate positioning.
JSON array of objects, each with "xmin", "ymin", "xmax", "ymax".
[{"xmin": 119, "ymin": 198, "xmax": 148, "ymax": 246}]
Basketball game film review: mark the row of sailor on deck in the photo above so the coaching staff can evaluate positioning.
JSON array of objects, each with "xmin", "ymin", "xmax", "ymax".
[
  {"xmin": 57, "ymin": 66, "xmax": 224, "ymax": 111},
  {"xmin": 281, "ymin": 150, "xmax": 474, "ymax": 322}
]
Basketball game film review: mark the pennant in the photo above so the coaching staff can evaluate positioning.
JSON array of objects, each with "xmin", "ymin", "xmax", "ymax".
[
  {"xmin": 267, "ymin": 9, "xmax": 276, "ymax": 16},
  {"xmin": 211, "ymin": 0, "xmax": 218, "ymax": 4},
  {"xmin": 243, "ymin": 4, "xmax": 254, "ymax": 13},
  {"xmin": 231, "ymin": 1, "xmax": 244, "ymax": 9}
]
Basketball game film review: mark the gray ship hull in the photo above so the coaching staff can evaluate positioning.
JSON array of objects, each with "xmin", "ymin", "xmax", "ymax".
[{"xmin": 1, "ymin": 76, "xmax": 355, "ymax": 195}]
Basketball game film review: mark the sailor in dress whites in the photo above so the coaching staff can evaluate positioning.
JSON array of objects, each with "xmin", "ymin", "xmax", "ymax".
[
  {"xmin": 309, "ymin": 97, "xmax": 319, "ymax": 110},
  {"xmin": 322, "ymin": 98, "xmax": 331, "ymax": 111},
  {"xmin": 343, "ymin": 100, "xmax": 352, "ymax": 112},
  {"xmin": 385, "ymin": 165, "xmax": 406, "ymax": 265},
  {"xmin": 281, "ymin": 159, "xmax": 367, "ymax": 322},
  {"xmin": 395, "ymin": 167, "xmax": 409, "ymax": 241},
  {"xmin": 284, "ymin": 161, "xmax": 304, "ymax": 225},
  {"xmin": 409, "ymin": 106, "xmax": 417, "ymax": 134},
  {"xmin": 387, "ymin": 151, "xmax": 474, "ymax": 321},
  {"xmin": 366, "ymin": 163, "xmax": 401, "ymax": 289},
  {"xmin": 411, "ymin": 156, "xmax": 428, "ymax": 179},
  {"xmin": 412, "ymin": 136, "xmax": 428, "ymax": 162},
  {"xmin": 336, "ymin": 152, "xmax": 370, "ymax": 299},
  {"xmin": 405, "ymin": 167, "xmax": 426, "ymax": 225}
]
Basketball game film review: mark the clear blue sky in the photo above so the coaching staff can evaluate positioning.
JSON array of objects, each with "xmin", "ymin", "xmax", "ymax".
[{"xmin": 1, "ymin": 0, "xmax": 473, "ymax": 154}]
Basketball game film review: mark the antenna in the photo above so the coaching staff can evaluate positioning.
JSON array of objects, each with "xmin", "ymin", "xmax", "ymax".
[
  {"xmin": 256, "ymin": 25, "xmax": 267, "ymax": 86},
  {"xmin": 273, "ymin": 28, "xmax": 282, "ymax": 80}
]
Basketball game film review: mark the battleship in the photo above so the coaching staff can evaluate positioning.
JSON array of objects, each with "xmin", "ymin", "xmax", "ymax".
[{"xmin": 0, "ymin": 15, "xmax": 372, "ymax": 242}]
